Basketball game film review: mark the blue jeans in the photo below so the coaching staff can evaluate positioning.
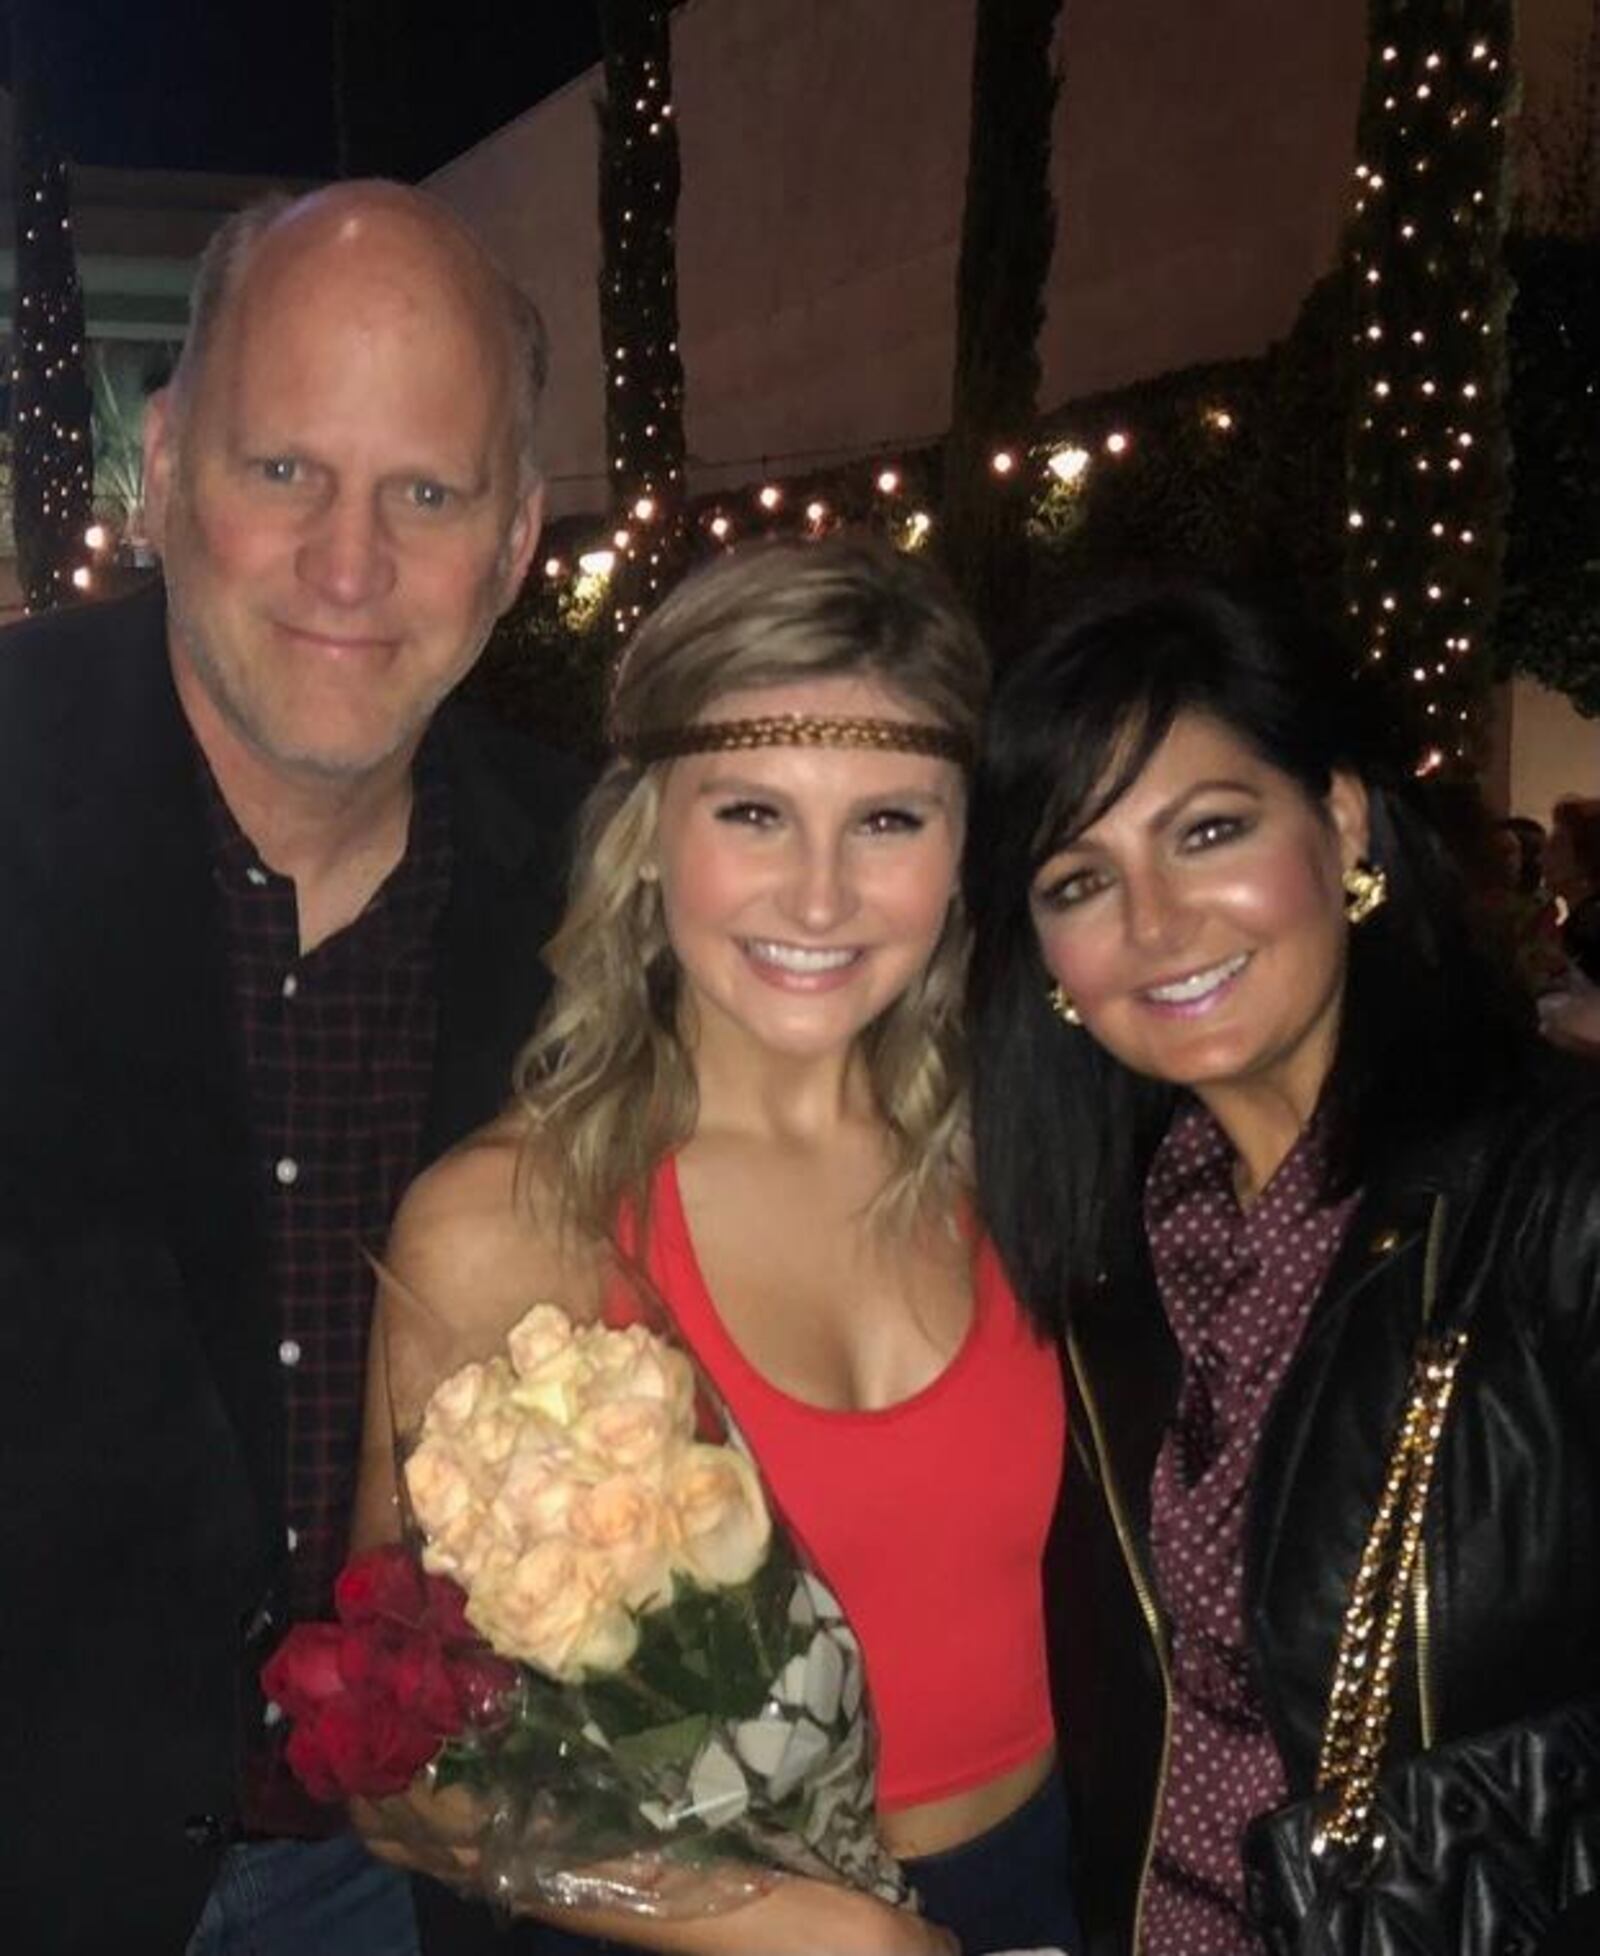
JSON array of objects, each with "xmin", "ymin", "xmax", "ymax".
[
  {"xmin": 185, "ymin": 1833, "xmax": 419, "ymax": 1956},
  {"xmin": 901, "ymin": 1768, "xmax": 1082, "ymax": 1954}
]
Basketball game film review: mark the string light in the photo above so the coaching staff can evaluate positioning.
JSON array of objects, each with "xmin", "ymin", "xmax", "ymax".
[
  {"xmin": 1343, "ymin": 3, "xmax": 1511, "ymax": 763},
  {"xmin": 598, "ymin": 3, "xmax": 690, "ymax": 637},
  {"xmin": 542, "ymin": 399, "xmax": 1244, "ymax": 619},
  {"xmin": 1048, "ymin": 446, "xmax": 1092, "ymax": 484},
  {"xmin": 10, "ymin": 150, "xmax": 93, "ymax": 612}
]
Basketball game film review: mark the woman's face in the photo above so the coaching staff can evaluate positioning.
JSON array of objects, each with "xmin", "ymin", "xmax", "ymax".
[
  {"xmin": 651, "ymin": 675, "xmax": 965, "ymax": 1066},
  {"xmin": 1029, "ymin": 712, "xmax": 1368, "ymax": 1122}
]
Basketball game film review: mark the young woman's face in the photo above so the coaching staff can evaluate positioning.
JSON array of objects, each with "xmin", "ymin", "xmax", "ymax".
[
  {"xmin": 1029, "ymin": 712, "xmax": 1368, "ymax": 1120},
  {"xmin": 652, "ymin": 676, "xmax": 965, "ymax": 1066}
]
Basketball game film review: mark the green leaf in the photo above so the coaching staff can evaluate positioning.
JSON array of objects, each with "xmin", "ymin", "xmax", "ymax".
[{"xmin": 609, "ymin": 1713, "xmax": 712, "ymax": 1776}]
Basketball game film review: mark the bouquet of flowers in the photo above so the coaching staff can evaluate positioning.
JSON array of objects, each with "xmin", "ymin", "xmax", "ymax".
[{"xmin": 264, "ymin": 1298, "xmax": 908, "ymax": 1919}]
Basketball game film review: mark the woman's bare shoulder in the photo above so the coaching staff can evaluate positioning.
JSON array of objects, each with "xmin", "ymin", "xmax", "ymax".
[{"xmin": 383, "ymin": 1116, "xmax": 598, "ymax": 1329}]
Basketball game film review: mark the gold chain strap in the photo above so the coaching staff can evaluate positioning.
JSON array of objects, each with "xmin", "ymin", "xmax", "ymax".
[{"xmin": 1311, "ymin": 1328, "xmax": 1470, "ymax": 1858}]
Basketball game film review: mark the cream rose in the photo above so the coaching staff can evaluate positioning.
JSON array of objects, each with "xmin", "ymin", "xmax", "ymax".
[
  {"xmin": 402, "ymin": 1439, "xmax": 483, "ymax": 1572},
  {"xmin": 666, "ymin": 1443, "xmax": 771, "ymax": 1587},
  {"xmin": 570, "ymin": 1395, "xmax": 683, "ymax": 1480},
  {"xmin": 506, "ymin": 1302, "xmax": 576, "ymax": 1376},
  {"xmin": 488, "ymin": 1440, "xmax": 584, "ymax": 1547},
  {"xmin": 424, "ymin": 1359, "xmax": 493, "ymax": 1435},
  {"xmin": 448, "ymin": 1361, "xmax": 522, "ymax": 1471},
  {"xmin": 466, "ymin": 1539, "xmax": 639, "ymax": 1679},
  {"xmin": 567, "ymin": 1471, "xmax": 675, "ymax": 1611},
  {"xmin": 585, "ymin": 1327, "xmax": 696, "ymax": 1423},
  {"xmin": 507, "ymin": 1338, "xmax": 597, "ymax": 1429}
]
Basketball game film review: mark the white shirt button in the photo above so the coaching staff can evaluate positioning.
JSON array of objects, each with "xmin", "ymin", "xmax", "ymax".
[
  {"xmin": 286, "ymin": 1525, "xmax": 299, "ymax": 1552},
  {"xmin": 278, "ymin": 1338, "xmax": 302, "ymax": 1367},
  {"xmin": 281, "ymin": 973, "xmax": 299, "ymax": 1000},
  {"xmin": 246, "ymin": 865, "xmax": 269, "ymax": 888},
  {"xmin": 274, "ymin": 1156, "xmax": 299, "ymax": 1186}
]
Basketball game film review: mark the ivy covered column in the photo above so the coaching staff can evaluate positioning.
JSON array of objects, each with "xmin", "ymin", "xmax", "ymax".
[
  {"xmin": 1344, "ymin": 1, "xmax": 1516, "ymax": 767},
  {"xmin": 10, "ymin": 2, "xmax": 94, "ymax": 615},
  {"xmin": 941, "ymin": 0, "xmax": 1062, "ymax": 644},
  {"xmin": 598, "ymin": 0, "xmax": 690, "ymax": 641}
]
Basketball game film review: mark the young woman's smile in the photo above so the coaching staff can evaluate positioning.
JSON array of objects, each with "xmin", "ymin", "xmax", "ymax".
[{"xmin": 652, "ymin": 676, "xmax": 965, "ymax": 1064}]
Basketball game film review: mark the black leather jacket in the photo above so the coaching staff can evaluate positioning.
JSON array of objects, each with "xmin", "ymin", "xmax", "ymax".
[{"xmin": 1048, "ymin": 1062, "xmax": 1600, "ymax": 1955}]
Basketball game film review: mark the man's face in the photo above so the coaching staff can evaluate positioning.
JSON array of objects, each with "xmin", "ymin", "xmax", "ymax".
[{"xmin": 144, "ymin": 218, "xmax": 542, "ymax": 786}]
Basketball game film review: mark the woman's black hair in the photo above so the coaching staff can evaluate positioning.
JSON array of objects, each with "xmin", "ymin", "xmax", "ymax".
[{"xmin": 965, "ymin": 576, "xmax": 1536, "ymax": 1337}]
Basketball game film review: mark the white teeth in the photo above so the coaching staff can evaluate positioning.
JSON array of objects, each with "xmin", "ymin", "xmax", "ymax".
[
  {"xmin": 745, "ymin": 940, "xmax": 860, "ymax": 974},
  {"xmin": 1145, "ymin": 953, "xmax": 1249, "ymax": 1003}
]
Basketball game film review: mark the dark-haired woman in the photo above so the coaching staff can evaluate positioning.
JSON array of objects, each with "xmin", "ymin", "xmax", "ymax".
[{"xmin": 965, "ymin": 579, "xmax": 1600, "ymax": 1956}]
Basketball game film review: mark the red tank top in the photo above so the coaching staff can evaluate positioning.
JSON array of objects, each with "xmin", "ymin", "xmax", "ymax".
[{"xmin": 631, "ymin": 1158, "xmax": 1064, "ymax": 1811}]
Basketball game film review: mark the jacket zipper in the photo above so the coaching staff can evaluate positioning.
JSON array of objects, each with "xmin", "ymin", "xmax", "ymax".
[
  {"xmin": 1411, "ymin": 1194, "xmax": 1448, "ymax": 1748},
  {"xmin": 1066, "ymin": 1330, "xmax": 1173, "ymax": 1956},
  {"xmin": 1412, "ymin": 1541, "xmax": 1435, "ymax": 1748}
]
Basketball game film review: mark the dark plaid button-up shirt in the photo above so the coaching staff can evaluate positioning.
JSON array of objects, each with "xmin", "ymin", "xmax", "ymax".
[{"xmin": 199, "ymin": 738, "xmax": 451, "ymax": 1831}]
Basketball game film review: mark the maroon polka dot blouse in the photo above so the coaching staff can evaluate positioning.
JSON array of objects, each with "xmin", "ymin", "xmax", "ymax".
[{"xmin": 1139, "ymin": 1102, "xmax": 1359, "ymax": 1956}]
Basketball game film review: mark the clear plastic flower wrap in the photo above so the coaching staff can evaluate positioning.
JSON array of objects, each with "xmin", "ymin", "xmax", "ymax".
[{"xmin": 264, "ymin": 1264, "xmax": 911, "ymax": 1923}]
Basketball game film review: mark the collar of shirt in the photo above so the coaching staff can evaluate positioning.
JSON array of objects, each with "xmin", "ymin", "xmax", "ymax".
[
  {"xmin": 1143, "ymin": 1099, "xmax": 1357, "ymax": 1354},
  {"xmin": 193, "ymin": 728, "xmax": 453, "ymax": 966}
]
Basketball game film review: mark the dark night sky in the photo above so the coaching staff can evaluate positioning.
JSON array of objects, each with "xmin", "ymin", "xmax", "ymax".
[{"xmin": 6, "ymin": 1, "xmax": 603, "ymax": 181}]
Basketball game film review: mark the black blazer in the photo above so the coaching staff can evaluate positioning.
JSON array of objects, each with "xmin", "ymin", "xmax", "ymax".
[{"xmin": 0, "ymin": 584, "xmax": 586, "ymax": 1954}]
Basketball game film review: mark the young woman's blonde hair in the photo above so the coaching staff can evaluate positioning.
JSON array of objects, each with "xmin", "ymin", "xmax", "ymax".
[{"xmin": 514, "ymin": 534, "xmax": 990, "ymax": 1241}]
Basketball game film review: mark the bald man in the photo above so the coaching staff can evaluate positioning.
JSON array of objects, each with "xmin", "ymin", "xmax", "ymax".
[{"xmin": 0, "ymin": 185, "xmax": 584, "ymax": 1955}]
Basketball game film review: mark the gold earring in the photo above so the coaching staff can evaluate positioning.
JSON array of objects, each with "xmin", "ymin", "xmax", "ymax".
[
  {"xmin": 639, "ymin": 862, "xmax": 659, "ymax": 885},
  {"xmin": 1048, "ymin": 983, "xmax": 1082, "ymax": 1026},
  {"xmin": 1343, "ymin": 860, "xmax": 1388, "ymax": 925}
]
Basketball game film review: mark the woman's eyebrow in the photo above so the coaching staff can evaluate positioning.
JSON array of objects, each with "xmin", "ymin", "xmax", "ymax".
[{"xmin": 1141, "ymin": 777, "xmax": 1263, "ymax": 834}]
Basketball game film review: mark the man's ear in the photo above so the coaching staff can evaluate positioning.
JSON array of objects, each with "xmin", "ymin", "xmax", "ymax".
[
  {"xmin": 1327, "ymin": 769, "xmax": 1372, "ymax": 871},
  {"xmin": 496, "ymin": 480, "xmax": 546, "ymax": 614},
  {"xmin": 141, "ymin": 386, "xmax": 178, "ymax": 553}
]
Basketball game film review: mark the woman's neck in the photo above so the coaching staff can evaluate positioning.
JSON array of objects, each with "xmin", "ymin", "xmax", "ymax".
[
  {"xmin": 1196, "ymin": 1077, "xmax": 1320, "ymax": 1209},
  {"xmin": 687, "ymin": 1020, "xmax": 878, "ymax": 1150}
]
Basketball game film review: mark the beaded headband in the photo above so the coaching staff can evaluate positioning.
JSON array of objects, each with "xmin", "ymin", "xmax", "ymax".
[{"xmin": 617, "ymin": 713, "xmax": 972, "ymax": 768}]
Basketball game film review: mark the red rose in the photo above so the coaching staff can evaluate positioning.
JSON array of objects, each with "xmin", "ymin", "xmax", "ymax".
[
  {"xmin": 449, "ymin": 1647, "xmax": 519, "ymax": 1723},
  {"xmin": 285, "ymin": 1694, "xmax": 441, "ymax": 1802},
  {"xmin": 261, "ymin": 1623, "xmax": 345, "ymax": 1721},
  {"xmin": 263, "ymin": 1546, "xmax": 515, "ymax": 1803},
  {"xmin": 420, "ymin": 1570, "xmax": 475, "ymax": 1644},
  {"xmin": 339, "ymin": 1621, "xmax": 463, "ymax": 1733},
  {"xmin": 334, "ymin": 1544, "xmax": 433, "ymax": 1627}
]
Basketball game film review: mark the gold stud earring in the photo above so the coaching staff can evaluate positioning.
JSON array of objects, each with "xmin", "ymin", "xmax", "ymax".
[
  {"xmin": 1342, "ymin": 860, "xmax": 1388, "ymax": 925},
  {"xmin": 1048, "ymin": 983, "xmax": 1082, "ymax": 1026}
]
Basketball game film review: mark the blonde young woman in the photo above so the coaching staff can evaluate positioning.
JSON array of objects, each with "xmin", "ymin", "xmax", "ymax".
[{"xmin": 354, "ymin": 538, "xmax": 1080, "ymax": 1956}]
